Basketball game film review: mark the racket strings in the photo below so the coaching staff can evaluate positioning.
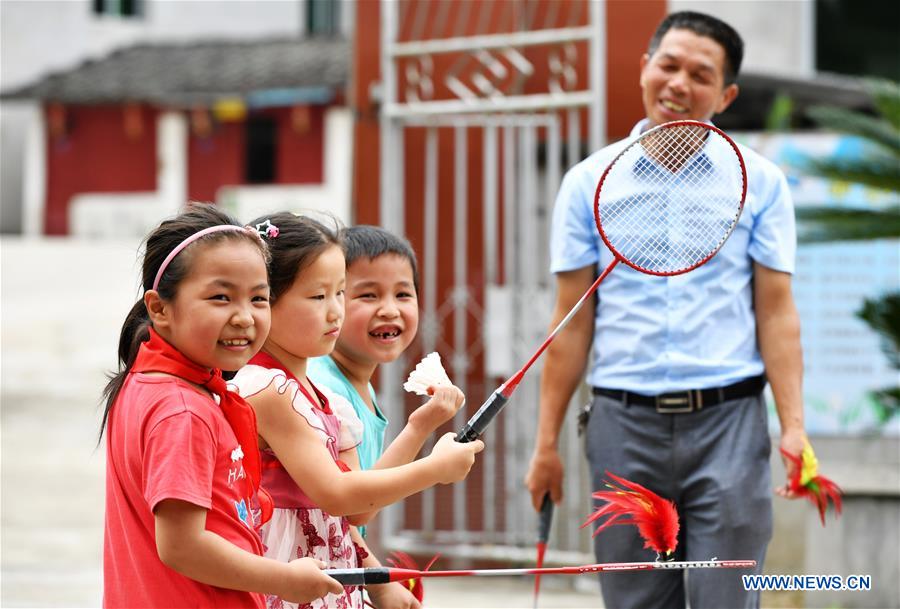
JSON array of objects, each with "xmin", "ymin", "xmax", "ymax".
[{"xmin": 598, "ymin": 125, "xmax": 743, "ymax": 274}]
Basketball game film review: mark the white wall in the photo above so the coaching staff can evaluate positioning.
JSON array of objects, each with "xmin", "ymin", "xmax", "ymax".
[
  {"xmin": 0, "ymin": 0, "xmax": 307, "ymax": 233},
  {"xmin": 668, "ymin": 0, "xmax": 815, "ymax": 77}
]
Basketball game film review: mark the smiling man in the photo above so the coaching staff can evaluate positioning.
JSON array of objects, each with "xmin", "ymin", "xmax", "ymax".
[{"xmin": 525, "ymin": 11, "xmax": 810, "ymax": 609}]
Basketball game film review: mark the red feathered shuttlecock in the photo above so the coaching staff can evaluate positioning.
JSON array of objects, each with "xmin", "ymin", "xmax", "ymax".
[
  {"xmin": 385, "ymin": 551, "xmax": 440, "ymax": 603},
  {"xmin": 581, "ymin": 471, "xmax": 680, "ymax": 561},
  {"xmin": 780, "ymin": 441, "xmax": 842, "ymax": 525}
]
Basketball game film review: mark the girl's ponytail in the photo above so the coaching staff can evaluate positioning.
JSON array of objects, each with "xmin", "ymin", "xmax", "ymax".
[
  {"xmin": 99, "ymin": 298, "xmax": 151, "ymax": 441},
  {"xmin": 118, "ymin": 298, "xmax": 152, "ymax": 367}
]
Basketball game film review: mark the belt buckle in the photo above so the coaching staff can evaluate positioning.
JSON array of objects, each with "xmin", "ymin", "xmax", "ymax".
[{"xmin": 655, "ymin": 390, "xmax": 702, "ymax": 414}]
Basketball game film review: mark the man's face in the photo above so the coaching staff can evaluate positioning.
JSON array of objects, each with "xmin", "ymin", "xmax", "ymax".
[{"xmin": 639, "ymin": 28, "xmax": 738, "ymax": 127}]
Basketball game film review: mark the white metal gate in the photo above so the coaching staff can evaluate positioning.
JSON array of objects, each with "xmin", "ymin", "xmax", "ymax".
[{"xmin": 377, "ymin": 0, "xmax": 605, "ymax": 565}]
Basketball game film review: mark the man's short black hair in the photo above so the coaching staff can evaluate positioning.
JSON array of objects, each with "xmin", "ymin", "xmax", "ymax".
[
  {"xmin": 342, "ymin": 225, "xmax": 420, "ymax": 293},
  {"xmin": 648, "ymin": 11, "xmax": 744, "ymax": 84}
]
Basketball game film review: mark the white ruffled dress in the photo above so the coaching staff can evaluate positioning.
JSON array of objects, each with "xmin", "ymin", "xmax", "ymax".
[{"xmin": 230, "ymin": 364, "xmax": 364, "ymax": 609}]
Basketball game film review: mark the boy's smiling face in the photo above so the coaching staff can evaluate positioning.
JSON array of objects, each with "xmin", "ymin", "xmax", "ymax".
[{"xmin": 335, "ymin": 253, "xmax": 419, "ymax": 367}]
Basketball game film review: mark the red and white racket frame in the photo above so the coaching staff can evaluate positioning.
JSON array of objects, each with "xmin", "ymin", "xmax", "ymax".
[
  {"xmin": 593, "ymin": 119, "xmax": 748, "ymax": 277},
  {"xmin": 456, "ymin": 120, "xmax": 748, "ymax": 443}
]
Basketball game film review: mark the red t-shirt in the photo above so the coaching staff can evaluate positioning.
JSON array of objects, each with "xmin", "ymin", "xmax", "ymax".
[{"xmin": 103, "ymin": 372, "xmax": 265, "ymax": 608}]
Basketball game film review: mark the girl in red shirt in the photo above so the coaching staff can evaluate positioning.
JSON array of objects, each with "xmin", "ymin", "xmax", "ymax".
[{"xmin": 100, "ymin": 204, "xmax": 343, "ymax": 608}]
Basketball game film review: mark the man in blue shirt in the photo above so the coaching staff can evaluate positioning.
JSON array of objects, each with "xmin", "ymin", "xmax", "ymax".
[{"xmin": 525, "ymin": 11, "xmax": 810, "ymax": 609}]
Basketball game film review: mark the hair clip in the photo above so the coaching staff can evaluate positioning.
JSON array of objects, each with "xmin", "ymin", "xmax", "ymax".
[{"xmin": 254, "ymin": 219, "xmax": 280, "ymax": 239}]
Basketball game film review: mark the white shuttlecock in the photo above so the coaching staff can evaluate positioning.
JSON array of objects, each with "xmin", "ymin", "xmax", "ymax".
[{"xmin": 403, "ymin": 352, "xmax": 453, "ymax": 396}]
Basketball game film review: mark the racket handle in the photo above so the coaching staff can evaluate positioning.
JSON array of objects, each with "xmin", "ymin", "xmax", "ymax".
[
  {"xmin": 537, "ymin": 493, "xmax": 554, "ymax": 544},
  {"xmin": 325, "ymin": 567, "xmax": 391, "ymax": 586},
  {"xmin": 455, "ymin": 389, "xmax": 508, "ymax": 442}
]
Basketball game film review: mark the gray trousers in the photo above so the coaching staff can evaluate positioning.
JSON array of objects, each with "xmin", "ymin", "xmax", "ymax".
[{"xmin": 584, "ymin": 392, "xmax": 773, "ymax": 609}]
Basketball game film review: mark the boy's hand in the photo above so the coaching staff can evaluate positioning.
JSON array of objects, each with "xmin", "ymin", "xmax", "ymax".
[
  {"xmin": 408, "ymin": 385, "xmax": 465, "ymax": 434},
  {"xmin": 367, "ymin": 581, "xmax": 422, "ymax": 609},
  {"xmin": 429, "ymin": 432, "xmax": 484, "ymax": 484},
  {"xmin": 279, "ymin": 558, "xmax": 344, "ymax": 603}
]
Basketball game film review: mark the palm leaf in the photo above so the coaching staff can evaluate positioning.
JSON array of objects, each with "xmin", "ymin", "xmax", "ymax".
[
  {"xmin": 857, "ymin": 293, "xmax": 900, "ymax": 368},
  {"xmin": 856, "ymin": 293, "xmax": 900, "ymax": 425},
  {"xmin": 802, "ymin": 154, "xmax": 900, "ymax": 192},
  {"xmin": 765, "ymin": 93, "xmax": 794, "ymax": 132},
  {"xmin": 796, "ymin": 206, "xmax": 900, "ymax": 243},
  {"xmin": 869, "ymin": 387, "xmax": 900, "ymax": 425},
  {"xmin": 806, "ymin": 106, "xmax": 900, "ymax": 156},
  {"xmin": 866, "ymin": 78, "xmax": 900, "ymax": 131}
]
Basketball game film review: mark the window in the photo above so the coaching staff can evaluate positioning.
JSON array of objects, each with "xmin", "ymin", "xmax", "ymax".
[
  {"xmin": 245, "ymin": 116, "xmax": 277, "ymax": 184},
  {"xmin": 306, "ymin": 0, "xmax": 341, "ymax": 36},
  {"xmin": 93, "ymin": 0, "xmax": 142, "ymax": 18},
  {"xmin": 816, "ymin": 0, "xmax": 900, "ymax": 80}
]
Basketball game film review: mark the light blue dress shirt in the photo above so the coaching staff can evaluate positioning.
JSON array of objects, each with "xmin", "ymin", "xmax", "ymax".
[{"xmin": 550, "ymin": 120, "xmax": 796, "ymax": 393}]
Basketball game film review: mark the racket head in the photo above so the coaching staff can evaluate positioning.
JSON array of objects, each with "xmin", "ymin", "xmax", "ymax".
[{"xmin": 593, "ymin": 120, "xmax": 747, "ymax": 277}]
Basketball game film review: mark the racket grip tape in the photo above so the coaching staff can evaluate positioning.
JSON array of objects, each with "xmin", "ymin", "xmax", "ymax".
[
  {"xmin": 324, "ymin": 568, "xmax": 391, "ymax": 586},
  {"xmin": 455, "ymin": 389, "xmax": 509, "ymax": 443},
  {"xmin": 537, "ymin": 493, "xmax": 554, "ymax": 544}
]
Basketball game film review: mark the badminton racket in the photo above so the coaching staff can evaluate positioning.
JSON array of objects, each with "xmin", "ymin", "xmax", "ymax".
[
  {"xmin": 326, "ymin": 558, "xmax": 757, "ymax": 586},
  {"xmin": 456, "ymin": 120, "xmax": 746, "ymax": 442}
]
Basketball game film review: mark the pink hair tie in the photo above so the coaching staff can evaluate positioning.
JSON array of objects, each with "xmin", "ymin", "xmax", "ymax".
[{"xmin": 151, "ymin": 225, "xmax": 247, "ymax": 292}]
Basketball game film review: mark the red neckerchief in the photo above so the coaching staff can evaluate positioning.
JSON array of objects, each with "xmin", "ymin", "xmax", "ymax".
[
  {"xmin": 248, "ymin": 351, "xmax": 351, "ymax": 472},
  {"xmin": 132, "ymin": 328, "xmax": 273, "ymax": 524}
]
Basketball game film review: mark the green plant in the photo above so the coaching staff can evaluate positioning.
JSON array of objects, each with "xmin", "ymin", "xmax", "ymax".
[
  {"xmin": 796, "ymin": 78, "xmax": 900, "ymax": 240},
  {"xmin": 856, "ymin": 294, "xmax": 900, "ymax": 425}
]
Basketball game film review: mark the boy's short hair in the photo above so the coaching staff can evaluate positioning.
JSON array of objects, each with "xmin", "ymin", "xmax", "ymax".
[
  {"xmin": 342, "ymin": 225, "xmax": 420, "ymax": 293},
  {"xmin": 648, "ymin": 11, "xmax": 744, "ymax": 84}
]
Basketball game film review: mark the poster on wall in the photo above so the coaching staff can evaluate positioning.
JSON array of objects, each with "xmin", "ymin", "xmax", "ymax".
[{"xmin": 738, "ymin": 132, "xmax": 899, "ymax": 435}]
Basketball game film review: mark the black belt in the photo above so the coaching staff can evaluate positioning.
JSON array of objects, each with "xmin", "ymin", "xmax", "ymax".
[{"xmin": 592, "ymin": 375, "xmax": 766, "ymax": 414}]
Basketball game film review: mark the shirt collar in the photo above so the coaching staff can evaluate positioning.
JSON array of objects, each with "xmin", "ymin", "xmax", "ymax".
[
  {"xmin": 628, "ymin": 119, "xmax": 717, "ymax": 180},
  {"xmin": 630, "ymin": 117, "xmax": 717, "ymax": 137}
]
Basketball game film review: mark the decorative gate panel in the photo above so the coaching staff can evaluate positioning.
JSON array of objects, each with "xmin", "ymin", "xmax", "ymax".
[{"xmin": 377, "ymin": 0, "xmax": 605, "ymax": 565}]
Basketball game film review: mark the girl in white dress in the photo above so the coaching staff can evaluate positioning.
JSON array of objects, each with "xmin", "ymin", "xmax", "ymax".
[{"xmin": 230, "ymin": 212, "xmax": 485, "ymax": 609}]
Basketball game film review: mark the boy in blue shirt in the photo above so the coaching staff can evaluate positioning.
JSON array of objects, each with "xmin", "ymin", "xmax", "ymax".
[{"xmin": 308, "ymin": 225, "xmax": 463, "ymax": 608}]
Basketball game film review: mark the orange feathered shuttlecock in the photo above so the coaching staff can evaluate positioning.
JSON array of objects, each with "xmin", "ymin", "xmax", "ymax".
[
  {"xmin": 385, "ymin": 551, "xmax": 440, "ymax": 603},
  {"xmin": 580, "ymin": 471, "xmax": 680, "ymax": 561},
  {"xmin": 780, "ymin": 441, "xmax": 842, "ymax": 525}
]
